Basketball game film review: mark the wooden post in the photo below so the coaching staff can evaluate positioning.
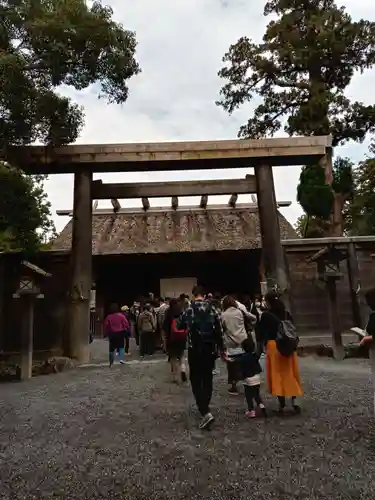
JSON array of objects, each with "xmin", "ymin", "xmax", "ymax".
[
  {"xmin": 347, "ymin": 242, "xmax": 367, "ymax": 328},
  {"xmin": 200, "ymin": 195, "xmax": 208, "ymax": 209},
  {"xmin": 255, "ymin": 163, "xmax": 288, "ymax": 293},
  {"xmin": 20, "ymin": 296, "xmax": 34, "ymax": 380},
  {"xmin": 171, "ymin": 196, "xmax": 178, "ymax": 210},
  {"xmin": 68, "ymin": 168, "xmax": 92, "ymax": 363},
  {"xmin": 110, "ymin": 198, "xmax": 121, "ymax": 212},
  {"xmin": 327, "ymin": 278, "xmax": 345, "ymax": 360},
  {"xmin": 142, "ymin": 197, "xmax": 150, "ymax": 211},
  {"xmin": 94, "ymin": 289, "xmax": 104, "ymax": 338},
  {"xmin": 0, "ymin": 257, "xmax": 4, "ymax": 352},
  {"xmin": 371, "ymin": 347, "xmax": 375, "ymax": 417},
  {"xmin": 228, "ymin": 194, "xmax": 238, "ymax": 207},
  {"xmin": 282, "ymin": 249, "xmax": 293, "ymax": 314}
]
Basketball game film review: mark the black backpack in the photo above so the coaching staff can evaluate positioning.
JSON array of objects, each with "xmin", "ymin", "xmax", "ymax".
[
  {"xmin": 276, "ymin": 312, "xmax": 299, "ymax": 357},
  {"xmin": 190, "ymin": 301, "xmax": 216, "ymax": 345}
]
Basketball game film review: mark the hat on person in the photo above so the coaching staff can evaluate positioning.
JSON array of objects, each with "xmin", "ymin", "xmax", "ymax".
[{"xmin": 121, "ymin": 305, "xmax": 129, "ymax": 311}]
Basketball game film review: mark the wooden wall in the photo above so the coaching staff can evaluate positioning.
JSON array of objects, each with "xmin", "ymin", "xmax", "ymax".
[
  {"xmin": 357, "ymin": 247, "xmax": 375, "ymax": 291},
  {"xmin": 286, "ymin": 251, "xmax": 330, "ymax": 332},
  {"xmin": 0, "ymin": 243, "xmax": 373, "ymax": 356},
  {"xmin": 286, "ymin": 245, "xmax": 375, "ymax": 334}
]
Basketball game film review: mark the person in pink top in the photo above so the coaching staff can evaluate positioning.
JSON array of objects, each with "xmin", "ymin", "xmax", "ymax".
[{"xmin": 103, "ymin": 303, "xmax": 130, "ymax": 366}]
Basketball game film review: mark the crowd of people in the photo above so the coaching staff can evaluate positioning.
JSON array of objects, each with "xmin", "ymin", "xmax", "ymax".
[
  {"xmin": 103, "ymin": 286, "xmax": 304, "ymax": 429},
  {"xmin": 102, "ymin": 284, "xmax": 375, "ymax": 428}
]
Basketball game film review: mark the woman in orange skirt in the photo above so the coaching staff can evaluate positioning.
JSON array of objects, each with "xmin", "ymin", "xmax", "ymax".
[{"xmin": 259, "ymin": 291, "xmax": 303, "ymax": 414}]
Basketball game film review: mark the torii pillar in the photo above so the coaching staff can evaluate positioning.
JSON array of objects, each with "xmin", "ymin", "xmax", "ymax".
[
  {"xmin": 255, "ymin": 163, "xmax": 289, "ymax": 297},
  {"xmin": 67, "ymin": 168, "xmax": 92, "ymax": 363}
]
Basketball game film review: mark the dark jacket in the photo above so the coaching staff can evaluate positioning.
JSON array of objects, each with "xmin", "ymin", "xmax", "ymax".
[
  {"xmin": 178, "ymin": 299, "xmax": 224, "ymax": 352},
  {"xmin": 258, "ymin": 309, "xmax": 293, "ymax": 344}
]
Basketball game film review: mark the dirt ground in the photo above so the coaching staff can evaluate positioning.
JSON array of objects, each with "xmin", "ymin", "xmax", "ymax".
[{"xmin": 0, "ymin": 346, "xmax": 374, "ymax": 500}]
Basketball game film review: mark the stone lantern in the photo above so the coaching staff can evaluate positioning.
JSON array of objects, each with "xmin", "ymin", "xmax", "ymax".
[
  {"xmin": 309, "ymin": 246, "xmax": 346, "ymax": 360},
  {"xmin": 12, "ymin": 260, "xmax": 51, "ymax": 380}
]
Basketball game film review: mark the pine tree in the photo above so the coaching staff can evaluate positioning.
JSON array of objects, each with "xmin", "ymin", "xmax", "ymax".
[
  {"xmin": 349, "ymin": 143, "xmax": 375, "ymax": 235},
  {"xmin": 217, "ymin": 0, "xmax": 375, "ymax": 235}
]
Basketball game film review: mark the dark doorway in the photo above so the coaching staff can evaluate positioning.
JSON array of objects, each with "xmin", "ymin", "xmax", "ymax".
[{"xmin": 95, "ymin": 249, "xmax": 261, "ymax": 314}]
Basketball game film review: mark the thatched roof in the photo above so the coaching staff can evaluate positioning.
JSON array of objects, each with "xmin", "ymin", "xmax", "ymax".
[{"xmin": 52, "ymin": 206, "xmax": 298, "ymax": 255}]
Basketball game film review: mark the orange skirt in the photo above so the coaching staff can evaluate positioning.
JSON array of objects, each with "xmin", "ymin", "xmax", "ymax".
[{"xmin": 266, "ymin": 340, "xmax": 303, "ymax": 397}]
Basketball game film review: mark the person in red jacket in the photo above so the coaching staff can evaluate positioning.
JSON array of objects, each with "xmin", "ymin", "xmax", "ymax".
[{"xmin": 104, "ymin": 303, "xmax": 130, "ymax": 366}]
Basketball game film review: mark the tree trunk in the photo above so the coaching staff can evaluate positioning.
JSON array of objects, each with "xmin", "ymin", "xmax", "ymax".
[
  {"xmin": 318, "ymin": 148, "xmax": 335, "ymax": 237},
  {"xmin": 331, "ymin": 193, "xmax": 345, "ymax": 237},
  {"xmin": 326, "ymin": 278, "xmax": 344, "ymax": 361}
]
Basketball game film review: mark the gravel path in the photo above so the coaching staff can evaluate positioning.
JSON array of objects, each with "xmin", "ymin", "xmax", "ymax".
[{"xmin": 0, "ymin": 354, "xmax": 374, "ymax": 500}]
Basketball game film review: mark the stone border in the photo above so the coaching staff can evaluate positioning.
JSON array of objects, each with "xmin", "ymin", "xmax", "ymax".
[{"xmin": 0, "ymin": 357, "xmax": 77, "ymax": 381}]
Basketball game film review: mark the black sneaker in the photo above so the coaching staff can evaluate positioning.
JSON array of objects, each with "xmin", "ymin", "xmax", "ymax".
[
  {"xmin": 199, "ymin": 413, "xmax": 214, "ymax": 429},
  {"xmin": 228, "ymin": 387, "xmax": 239, "ymax": 396}
]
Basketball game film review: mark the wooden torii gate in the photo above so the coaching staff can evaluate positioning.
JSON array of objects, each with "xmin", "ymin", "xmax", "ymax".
[{"xmin": 7, "ymin": 136, "xmax": 332, "ymax": 361}]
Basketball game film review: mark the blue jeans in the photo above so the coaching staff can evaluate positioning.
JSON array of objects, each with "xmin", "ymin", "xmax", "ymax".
[
  {"xmin": 108, "ymin": 331, "xmax": 125, "ymax": 364},
  {"xmin": 109, "ymin": 348, "xmax": 124, "ymax": 364}
]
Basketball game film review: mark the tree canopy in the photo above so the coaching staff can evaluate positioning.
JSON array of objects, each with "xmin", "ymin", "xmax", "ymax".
[
  {"xmin": 0, "ymin": 0, "xmax": 140, "ymax": 150},
  {"xmin": 294, "ymin": 214, "xmax": 330, "ymax": 238},
  {"xmin": 217, "ymin": 0, "xmax": 375, "ymax": 144},
  {"xmin": 0, "ymin": 0, "xmax": 140, "ymax": 251},
  {"xmin": 217, "ymin": 0, "xmax": 375, "ymax": 236},
  {"xmin": 348, "ymin": 143, "xmax": 375, "ymax": 236},
  {"xmin": 296, "ymin": 148, "xmax": 375, "ymax": 238},
  {"xmin": 297, "ymin": 156, "xmax": 354, "ymax": 235},
  {"xmin": 0, "ymin": 163, "xmax": 56, "ymax": 252}
]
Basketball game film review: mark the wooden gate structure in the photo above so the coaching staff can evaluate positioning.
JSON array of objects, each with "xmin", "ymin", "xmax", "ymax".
[{"xmin": 6, "ymin": 135, "xmax": 332, "ymax": 362}]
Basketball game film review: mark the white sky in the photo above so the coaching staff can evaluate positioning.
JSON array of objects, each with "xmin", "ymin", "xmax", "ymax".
[{"xmin": 48, "ymin": 0, "xmax": 375, "ymax": 232}]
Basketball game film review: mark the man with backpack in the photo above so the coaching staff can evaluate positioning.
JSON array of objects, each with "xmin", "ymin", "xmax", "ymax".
[{"xmin": 178, "ymin": 285, "xmax": 225, "ymax": 429}]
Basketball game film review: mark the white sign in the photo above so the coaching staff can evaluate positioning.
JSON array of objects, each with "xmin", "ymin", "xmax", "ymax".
[{"xmin": 160, "ymin": 277, "xmax": 197, "ymax": 299}]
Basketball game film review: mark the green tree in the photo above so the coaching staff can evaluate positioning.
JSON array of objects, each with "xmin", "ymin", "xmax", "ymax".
[
  {"xmin": 0, "ymin": 0, "xmax": 140, "ymax": 251},
  {"xmin": 294, "ymin": 214, "xmax": 330, "ymax": 238},
  {"xmin": 0, "ymin": 163, "xmax": 56, "ymax": 252},
  {"xmin": 297, "ymin": 156, "xmax": 354, "ymax": 236},
  {"xmin": 348, "ymin": 143, "xmax": 375, "ymax": 235},
  {"xmin": 217, "ymin": 0, "xmax": 375, "ymax": 236},
  {"xmin": 0, "ymin": 0, "xmax": 140, "ymax": 149}
]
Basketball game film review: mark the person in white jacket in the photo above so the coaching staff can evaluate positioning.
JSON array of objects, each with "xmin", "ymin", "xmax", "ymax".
[
  {"xmin": 221, "ymin": 296, "xmax": 266, "ymax": 417},
  {"xmin": 222, "ymin": 297, "xmax": 256, "ymax": 395},
  {"xmin": 236, "ymin": 300, "xmax": 257, "ymax": 321}
]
